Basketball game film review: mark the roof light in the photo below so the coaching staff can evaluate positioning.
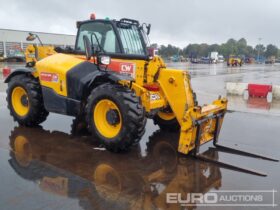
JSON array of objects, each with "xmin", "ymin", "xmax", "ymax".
[{"xmin": 90, "ymin": 13, "xmax": 96, "ymax": 20}]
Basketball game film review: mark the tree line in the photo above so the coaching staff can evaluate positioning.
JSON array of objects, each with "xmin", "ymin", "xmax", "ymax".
[{"xmin": 151, "ymin": 38, "xmax": 279, "ymax": 59}]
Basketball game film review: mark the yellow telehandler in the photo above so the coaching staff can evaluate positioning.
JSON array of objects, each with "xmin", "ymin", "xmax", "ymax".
[
  {"xmin": 5, "ymin": 16, "xmax": 277, "ymax": 176},
  {"xmin": 227, "ymin": 55, "xmax": 243, "ymax": 67}
]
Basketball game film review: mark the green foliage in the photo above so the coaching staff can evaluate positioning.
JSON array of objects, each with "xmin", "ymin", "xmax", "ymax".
[
  {"xmin": 158, "ymin": 44, "xmax": 182, "ymax": 58},
  {"xmin": 155, "ymin": 38, "xmax": 279, "ymax": 59},
  {"xmin": 265, "ymin": 44, "xmax": 278, "ymax": 58},
  {"xmin": 254, "ymin": 44, "xmax": 266, "ymax": 56}
]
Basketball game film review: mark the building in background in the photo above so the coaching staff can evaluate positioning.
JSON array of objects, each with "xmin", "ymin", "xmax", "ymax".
[{"xmin": 0, "ymin": 29, "xmax": 75, "ymax": 60}]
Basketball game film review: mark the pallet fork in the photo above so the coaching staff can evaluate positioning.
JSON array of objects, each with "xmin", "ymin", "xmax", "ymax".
[{"xmin": 192, "ymin": 112, "xmax": 279, "ymax": 176}]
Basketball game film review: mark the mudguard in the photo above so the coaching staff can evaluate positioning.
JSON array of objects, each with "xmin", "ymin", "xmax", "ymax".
[
  {"xmin": 4, "ymin": 68, "xmax": 35, "ymax": 83},
  {"xmin": 66, "ymin": 61, "xmax": 133, "ymax": 101}
]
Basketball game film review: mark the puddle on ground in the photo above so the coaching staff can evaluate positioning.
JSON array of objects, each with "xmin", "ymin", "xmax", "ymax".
[
  {"xmin": 0, "ymin": 62, "xmax": 280, "ymax": 209},
  {"xmin": 2, "ymin": 121, "xmax": 223, "ymax": 210},
  {"xmin": 226, "ymin": 95, "xmax": 280, "ymax": 116},
  {"xmin": 0, "ymin": 107, "xmax": 279, "ymax": 210}
]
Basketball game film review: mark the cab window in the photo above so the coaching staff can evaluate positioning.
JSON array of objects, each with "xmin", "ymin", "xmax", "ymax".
[
  {"xmin": 117, "ymin": 24, "xmax": 145, "ymax": 55},
  {"xmin": 76, "ymin": 22, "xmax": 121, "ymax": 53}
]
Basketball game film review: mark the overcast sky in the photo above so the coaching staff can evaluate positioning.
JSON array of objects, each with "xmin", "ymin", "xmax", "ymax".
[{"xmin": 0, "ymin": 0, "xmax": 279, "ymax": 48}]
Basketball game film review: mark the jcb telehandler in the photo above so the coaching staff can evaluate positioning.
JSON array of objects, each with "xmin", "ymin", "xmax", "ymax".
[{"xmin": 5, "ymin": 15, "xmax": 277, "ymax": 176}]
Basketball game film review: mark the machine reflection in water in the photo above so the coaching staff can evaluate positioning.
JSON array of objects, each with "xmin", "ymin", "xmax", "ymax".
[{"xmin": 8, "ymin": 120, "xmax": 222, "ymax": 210}]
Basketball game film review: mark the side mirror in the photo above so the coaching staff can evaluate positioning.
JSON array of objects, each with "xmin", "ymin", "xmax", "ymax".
[
  {"xmin": 26, "ymin": 33, "xmax": 36, "ymax": 41},
  {"xmin": 83, "ymin": 35, "xmax": 93, "ymax": 60},
  {"xmin": 97, "ymin": 55, "xmax": 111, "ymax": 65}
]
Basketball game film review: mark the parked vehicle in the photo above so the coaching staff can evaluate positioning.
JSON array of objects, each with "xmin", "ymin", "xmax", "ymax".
[
  {"xmin": 217, "ymin": 55, "xmax": 224, "ymax": 63},
  {"xmin": 227, "ymin": 55, "xmax": 242, "ymax": 66},
  {"xmin": 210, "ymin": 52, "xmax": 219, "ymax": 63}
]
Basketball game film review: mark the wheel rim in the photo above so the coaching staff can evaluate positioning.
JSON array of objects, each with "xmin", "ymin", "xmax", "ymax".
[
  {"xmin": 94, "ymin": 99, "xmax": 122, "ymax": 138},
  {"xmin": 157, "ymin": 111, "xmax": 176, "ymax": 121},
  {"xmin": 11, "ymin": 87, "xmax": 29, "ymax": 117}
]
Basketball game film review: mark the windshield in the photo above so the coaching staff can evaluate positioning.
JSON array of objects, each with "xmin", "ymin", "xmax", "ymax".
[
  {"xmin": 76, "ymin": 21, "xmax": 147, "ymax": 56},
  {"xmin": 117, "ymin": 24, "xmax": 145, "ymax": 55},
  {"xmin": 76, "ymin": 22, "xmax": 121, "ymax": 53}
]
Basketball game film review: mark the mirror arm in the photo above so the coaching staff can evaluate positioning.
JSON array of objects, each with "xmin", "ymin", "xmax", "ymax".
[{"xmin": 35, "ymin": 35, "xmax": 43, "ymax": 46}]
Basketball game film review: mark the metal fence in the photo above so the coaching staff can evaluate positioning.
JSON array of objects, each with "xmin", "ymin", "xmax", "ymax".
[
  {"xmin": 0, "ymin": 42, "xmax": 3, "ymax": 56},
  {"xmin": 0, "ymin": 41, "xmax": 74, "ymax": 58}
]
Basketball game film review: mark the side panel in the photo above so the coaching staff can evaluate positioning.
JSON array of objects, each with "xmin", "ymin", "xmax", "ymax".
[
  {"xmin": 73, "ymin": 55, "xmax": 146, "ymax": 86},
  {"xmin": 66, "ymin": 61, "xmax": 135, "ymax": 101},
  {"xmin": 107, "ymin": 59, "xmax": 145, "ymax": 82},
  {"xmin": 66, "ymin": 62, "xmax": 99, "ymax": 100},
  {"xmin": 35, "ymin": 54, "xmax": 84, "ymax": 96},
  {"xmin": 42, "ymin": 87, "xmax": 80, "ymax": 116}
]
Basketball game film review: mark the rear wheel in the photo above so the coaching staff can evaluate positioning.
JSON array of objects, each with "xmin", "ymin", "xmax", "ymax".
[
  {"xmin": 153, "ymin": 108, "xmax": 180, "ymax": 132},
  {"xmin": 6, "ymin": 74, "xmax": 49, "ymax": 126},
  {"xmin": 85, "ymin": 83, "xmax": 146, "ymax": 152},
  {"xmin": 71, "ymin": 116, "xmax": 91, "ymax": 136}
]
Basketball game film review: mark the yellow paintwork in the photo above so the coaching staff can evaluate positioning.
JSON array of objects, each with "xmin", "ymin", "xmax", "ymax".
[
  {"xmin": 178, "ymin": 98, "xmax": 227, "ymax": 154},
  {"xmin": 157, "ymin": 69, "xmax": 195, "ymax": 125},
  {"xmin": 157, "ymin": 111, "xmax": 176, "ymax": 121},
  {"xmin": 11, "ymin": 86, "xmax": 29, "ymax": 116},
  {"xmin": 227, "ymin": 55, "xmax": 242, "ymax": 66},
  {"xmin": 24, "ymin": 41, "xmax": 227, "ymax": 155},
  {"xmin": 94, "ymin": 99, "xmax": 122, "ymax": 138},
  {"xmin": 118, "ymin": 81, "xmax": 166, "ymax": 112},
  {"xmin": 25, "ymin": 45, "xmax": 56, "ymax": 64},
  {"xmin": 35, "ymin": 54, "xmax": 83, "ymax": 96},
  {"xmin": 155, "ymin": 68, "xmax": 226, "ymax": 153}
]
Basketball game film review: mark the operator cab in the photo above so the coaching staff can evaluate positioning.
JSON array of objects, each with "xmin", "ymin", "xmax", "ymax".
[{"xmin": 75, "ymin": 16, "xmax": 151, "ymax": 60}]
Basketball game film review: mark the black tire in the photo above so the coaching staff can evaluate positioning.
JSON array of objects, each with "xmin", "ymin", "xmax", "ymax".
[
  {"xmin": 132, "ymin": 107, "xmax": 147, "ymax": 145},
  {"xmin": 85, "ymin": 83, "xmax": 146, "ymax": 152},
  {"xmin": 153, "ymin": 111, "xmax": 180, "ymax": 132},
  {"xmin": 71, "ymin": 116, "xmax": 91, "ymax": 136},
  {"xmin": 6, "ymin": 74, "xmax": 49, "ymax": 126}
]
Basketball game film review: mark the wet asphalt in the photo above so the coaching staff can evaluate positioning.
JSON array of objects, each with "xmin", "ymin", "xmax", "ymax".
[{"xmin": 0, "ymin": 62, "xmax": 279, "ymax": 210}]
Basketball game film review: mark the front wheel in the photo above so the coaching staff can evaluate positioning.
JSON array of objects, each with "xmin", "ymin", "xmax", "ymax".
[
  {"xmin": 6, "ymin": 74, "xmax": 49, "ymax": 126},
  {"xmin": 153, "ymin": 109, "xmax": 180, "ymax": 132},
  {"xmin": 85, "ymin": 83, "xmax": 146, "ymax": 152}
]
